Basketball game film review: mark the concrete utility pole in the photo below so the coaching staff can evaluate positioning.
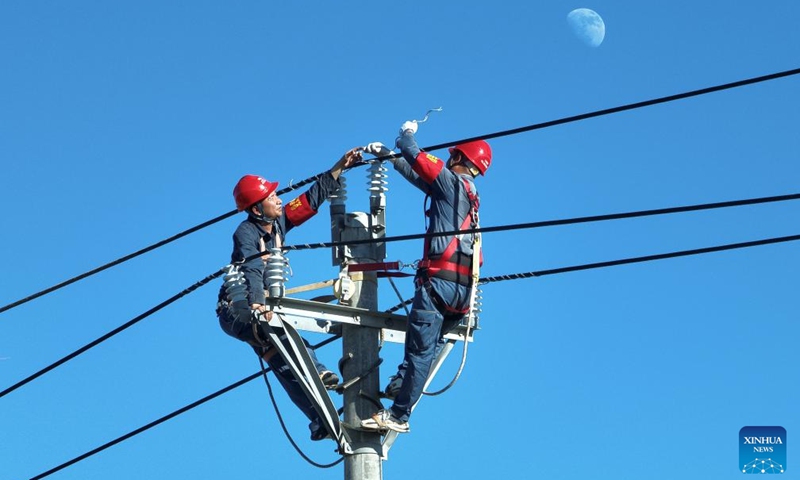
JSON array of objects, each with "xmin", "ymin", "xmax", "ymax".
[{"xmin": 330, "ymin": 163, "xmax": 388, "ymax": 480}]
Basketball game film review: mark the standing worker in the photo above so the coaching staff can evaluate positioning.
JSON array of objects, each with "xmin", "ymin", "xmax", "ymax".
[
  {"xmin": 361, "ymin": 122, "xmax": 492, "ymax": 433},
  {"xmin": 217, "ymin": 147, "xmax": 362, "ymax": 441}
]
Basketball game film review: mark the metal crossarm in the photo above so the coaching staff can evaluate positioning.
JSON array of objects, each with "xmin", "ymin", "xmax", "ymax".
[
  {"xmin": 264, "ymin": 296, "xmax": 475, "ymax": 345},
  {"xmin": 261, "ymin": 295, "xmax": 476, "ymax": 459}
]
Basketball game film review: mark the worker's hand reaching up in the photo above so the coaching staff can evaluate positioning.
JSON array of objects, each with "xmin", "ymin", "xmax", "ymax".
[
  {"xmin": 399, "ymin": 120, "xmax": 418, "ymax": 135},
  {"xmin": 331, "ymin": 147, "xmax": 363, "ymax": 180},
  {"xmin": 343, "ymin": 147, "xmax": 363, "ymax": 168}
]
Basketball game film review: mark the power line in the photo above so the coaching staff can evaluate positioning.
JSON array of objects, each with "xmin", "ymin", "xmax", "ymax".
[
  {"xmin": 0, "ymin": 179, "xmax": 310, "ymax": 316},
  {"xmin": 278, "ymin": 192, "xmax": 800, "ymax": 252},
  {"xmin": 3, "ymin": 192, "xmax": 799, "ymax": 399},
  {"xmin": 479, "ymin": 233, "xmax": 800, "ymax": 283},
  {"xmin": 0, "ymin": 213, "xmax": 234, "ymax": 316},
  {"xmin": 385, "ymin": 233, "xmax": 800, "ymax": 312},
  {"xmin": 0, "ymin": 269, "xmax": 226, "ymax": 399},
  {"xmin": 3, "ymin": 66, "xmax": 797, "ymax": 315},
  {"xmin": 24, "ymin": 232, "xmax": 800, "ymax": 478},
  {"xmin": 28, "ymin": 335, "xmax": 341, "ymax": 480},
  {"xmin": 424, "ymin": 66, "xmax": 800, "ymax": 149},
  {"xmin": 29, "ymin": 371, "xmax": 263, "ymax": 480}
]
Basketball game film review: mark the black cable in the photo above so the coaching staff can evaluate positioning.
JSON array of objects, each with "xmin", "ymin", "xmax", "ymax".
[
  {"xmin": 421, "ymin": 66, "xmax": 800, "ymax": 150},
  {"xmin": 258, "ymin": 356, "xmax": 343, "ymax": 469},
  {"xmin": 23, "ymin": 231, "xmax": 800, "ymax": 477},
  {"xmin": 5, "ymin": 192, "xmax": 799, "ymax": 398},
  {"xmin": 385, "ymin": 299, "xmax": 412, "ymax": 314},
  {"xmin": 0, "ymin": 213, "xmax": 235, "ymax": 315},
  {"xmin": 0, "ymin": 268, "xmax": 226, "ymax": 400},
  {"xmin": 277, "ymin": 192, "xmax": 800, "ymax": 253},
  {"xmin": 384, "ymin": 233, "xmax": 800, "ymax": 312},
  {"xmin": 0, "ymin": 182, "xmax": 313, "ymax": 316},
  {"xmin": 18, "ymin": 66, "xmax": 800, "ymax": 477},
  {"xmin": 29, "ymin": 370, "xmax": 264, "ymax": 480},
  {"xmin": 27, "ymin": 336, "xmax": 340, "ymax": 480},
  {"xmin": 4, "ymin": 67, "xmax": 797, "ymax": 316},
  {"xmin": 479, "ymin": 233, "xmax": 800, "ymax": 283}
]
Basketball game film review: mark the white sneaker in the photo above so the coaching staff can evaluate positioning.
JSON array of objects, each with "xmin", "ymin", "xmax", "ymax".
[{"xmin": 360, "ymin": 409, "xmax": 410, "ymax": 433}]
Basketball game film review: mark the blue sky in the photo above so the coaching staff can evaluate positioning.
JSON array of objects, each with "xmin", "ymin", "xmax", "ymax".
[{"xmin": 1, "ymin": 2, "xmax": 798, "ymax": 479}]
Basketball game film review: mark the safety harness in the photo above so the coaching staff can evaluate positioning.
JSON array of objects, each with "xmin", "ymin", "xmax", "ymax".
[{"xmin": 417, "ymin": 176, "xmax": 482, "ymax": 313}]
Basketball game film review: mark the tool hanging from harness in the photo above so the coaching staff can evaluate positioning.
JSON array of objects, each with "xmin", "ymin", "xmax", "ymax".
[{"xmin": 416, "ymin": 177, "xmax": 482, "ymax": 314}]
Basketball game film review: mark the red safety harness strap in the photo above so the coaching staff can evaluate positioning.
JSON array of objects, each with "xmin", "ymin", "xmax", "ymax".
[{"xmin": 419, "ymin": 178, "xmax": 481, "ymax": 284}]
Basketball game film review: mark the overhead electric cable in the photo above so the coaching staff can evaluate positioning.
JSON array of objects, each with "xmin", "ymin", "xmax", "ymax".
[
  {"xmin": 27, "ymin": 335, "xmax": 341, "ymax": 480},
  {"xmin": 3, "ymin": 66, "xmax": 797, "ymax": 315},
  {"xmin": 0, "ymin": 269, "xmax": 226, "ymax": 399},
  {"xmin": 23, "ymin": 233, "xmax": 799, "ymax": 477},
  {"xmin": 278, "ymin": 192, "xmax": 800, "ymax": 252},
  {"xmin": 29, "ymin": 371, "xmax": 262, "ymax": 480},
  {"xmin": 3, "ymin": 192, "xmax": 799, "ymax": 399},
  {"xmin": 0, "ymin": 213, "xmax": 234, "ymax": 315},
  {"xmin": 419, "ymin": 66, "xmax": 800, "ymax": 150},
  {"xmin": 479, "ymin": 234, "xmax": 800, "ymax": 283},
  {"xmin": 386, "ymin": 233, "xmax": 800, "ymax": 313}
]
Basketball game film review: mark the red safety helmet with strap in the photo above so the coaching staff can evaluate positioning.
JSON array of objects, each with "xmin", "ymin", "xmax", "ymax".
[
  {"xmin": 449, "ymin": 139, "xmax": 492, "ymax": 175},
  {"xmin": 233, "ymin": 175, "xmax": 279, "ymax": 211}
]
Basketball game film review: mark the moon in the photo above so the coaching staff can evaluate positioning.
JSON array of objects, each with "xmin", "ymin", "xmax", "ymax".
[{"xmin": 567, "ymin": 8, "xmax": 605, "ymax": 47}]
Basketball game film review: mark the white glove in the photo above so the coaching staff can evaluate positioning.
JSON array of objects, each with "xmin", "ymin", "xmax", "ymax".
[
  {"xmin": 364, "ymin": 141, "xmax": 392, "ymax": 156},
  {"xmin": 399, "ymin": 120, "xmax": 418, "ymax": 135}
]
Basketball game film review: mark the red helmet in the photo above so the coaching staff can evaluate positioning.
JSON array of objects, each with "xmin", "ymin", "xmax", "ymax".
[
  {"xmin": 449, "ymin": 140, "xmax": 492, "ymax": 175},
  {"xmin": 233, "ymin": 175, "xmax": 279, "ymax": 211}
]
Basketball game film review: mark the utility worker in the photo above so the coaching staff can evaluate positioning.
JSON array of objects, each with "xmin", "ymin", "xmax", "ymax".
[
  {"xmin": 361, "ymin": 122, "xmax": 491, "ymax": 433},
  {"xmin": 217, "ymin": 147, "xmax": 362, "ymax": 441}
]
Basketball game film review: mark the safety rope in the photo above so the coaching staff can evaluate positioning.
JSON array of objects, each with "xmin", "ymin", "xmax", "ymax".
[
  {"xmin": 422, "ymin": 195, "xmax": 481, "ymax": 397},
  {"xmin": 422, "ymin": 324, "xmax": 471, "ymax": 397}
]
